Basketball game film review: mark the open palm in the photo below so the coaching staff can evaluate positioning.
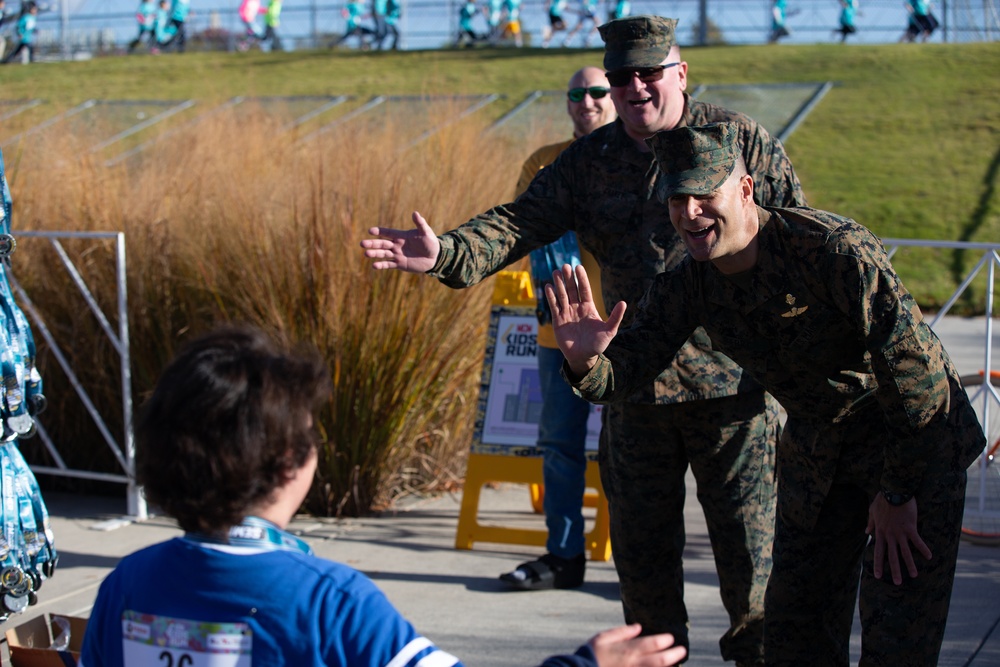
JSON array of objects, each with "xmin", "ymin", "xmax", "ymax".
[
  {"xmin": 545, "ymin": 264, "xmax": 626, "ymax": 376},
  {"xmin": 360, "ymin": 211, "xmax": 440, "ymax": 273}
]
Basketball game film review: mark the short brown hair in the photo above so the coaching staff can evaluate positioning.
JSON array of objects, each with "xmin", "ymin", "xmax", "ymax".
[{"xmin": 136, "ymin": 326, "xmax": 331, "ymax": 534}]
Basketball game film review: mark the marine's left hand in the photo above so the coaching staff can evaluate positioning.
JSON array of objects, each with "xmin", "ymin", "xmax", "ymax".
[
  {"xmin": 866, "ymin": 494, "xmax": 932, "ymax": 585},
  {"xmin": 545, "ymin": 263, "xmax": 626, "ymax": 380}
]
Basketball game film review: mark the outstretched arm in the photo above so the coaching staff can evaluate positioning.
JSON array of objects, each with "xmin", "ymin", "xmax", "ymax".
[
  {"xmin": 544, "ymin": 264, "xmax": 626, "ymax": 380},
  {"xmin": 360, "ymin": 211, "xmax": 440, "ymax": 273}
]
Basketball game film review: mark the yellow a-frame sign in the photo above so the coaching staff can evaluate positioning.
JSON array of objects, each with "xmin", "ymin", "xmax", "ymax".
[{"xmin": 454, "ymin": 271, "xmax": 610, "ymax": 561}]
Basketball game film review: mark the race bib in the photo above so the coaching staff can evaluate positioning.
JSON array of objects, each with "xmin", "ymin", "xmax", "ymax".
[{"xmin": 122, "ymin": 610, "xmax": 252, "ymax": 667}]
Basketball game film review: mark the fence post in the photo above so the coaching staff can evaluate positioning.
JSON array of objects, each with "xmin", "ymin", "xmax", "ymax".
[{"xmin": 698, "ymin": 0, "xmax": 708, "ymax": 46}]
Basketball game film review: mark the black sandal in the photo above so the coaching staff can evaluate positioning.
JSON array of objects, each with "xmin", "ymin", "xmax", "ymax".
[{"xmin": 499, "ymin": 553, "xmax": 585, "ymax": 590}]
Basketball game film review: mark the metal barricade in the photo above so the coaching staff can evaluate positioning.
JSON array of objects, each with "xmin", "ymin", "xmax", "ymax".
[
  {"xmin": 6, "ymin": 231, "xmax": 141, "ymax": 520},
  {"xmin": 883, "ymin": 238, "xmax": 999, "ymax": 534}
]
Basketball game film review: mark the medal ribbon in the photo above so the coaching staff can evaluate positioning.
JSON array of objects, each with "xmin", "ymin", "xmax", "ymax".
[{"xmin": 0, "ymin": 149, "xmax": 57, "ymax": 612}]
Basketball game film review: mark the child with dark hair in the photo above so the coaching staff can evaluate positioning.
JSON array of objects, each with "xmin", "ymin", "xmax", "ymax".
[{"xmin": 79, "ymin": 325, "xmax": 686, "ymax": 667}]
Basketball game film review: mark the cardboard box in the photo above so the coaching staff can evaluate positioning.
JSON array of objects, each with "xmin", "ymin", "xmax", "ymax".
[{"xmin": 5, "ymin": 613, "xmax": 87, "ymax": 667}]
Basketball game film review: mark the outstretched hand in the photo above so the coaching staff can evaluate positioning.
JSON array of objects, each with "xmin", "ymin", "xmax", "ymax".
[
  {"xmin": 360, "ymin": 211, "xmax": 440, "ymax": 273},
  {"xmin": 866, "ymin": 494, "xmax": 932, "ymax": 585},
  {"xmin": 589, "ymin": 624, "xmax": 687, "ymax": 667},
  {"xmin": 544, "ymin": 264, "xmax": 626, "ymax": 379}
]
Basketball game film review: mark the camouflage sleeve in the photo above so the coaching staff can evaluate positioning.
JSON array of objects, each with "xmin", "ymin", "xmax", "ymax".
[
  {"xmin": 571, "ymin": 266, "xmax": 698, "ymax": 402},
  {"xmin": 821, "ymin": 225, "xmax": 949, "ymax": 495},
  {"xmin": 429, "ymin": 150, "xmax": 578, "ymax": 290},
  {"xmin": 737, "ymin": 122, "xmax": 807, "ymax": 209}
]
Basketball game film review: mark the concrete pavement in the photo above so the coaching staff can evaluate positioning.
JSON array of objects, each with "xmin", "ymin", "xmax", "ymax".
[{"xmin": 1, "ymin": 316, "xmax": 998, "ymax": 666}]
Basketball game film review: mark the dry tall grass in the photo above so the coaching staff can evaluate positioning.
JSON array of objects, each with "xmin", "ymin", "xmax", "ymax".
[{"xmin": 4, "ymin": 99, "xmax": 545, "ymax": 515}]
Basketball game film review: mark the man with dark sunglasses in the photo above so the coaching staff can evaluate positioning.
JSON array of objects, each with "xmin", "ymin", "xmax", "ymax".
[
  {"xmin": 362, "ymin": 16, "xmax": 805, "ymax": 666},
  {"xmin": 497, "ymin": 66, "xmax": 616, "ymax": 593}
]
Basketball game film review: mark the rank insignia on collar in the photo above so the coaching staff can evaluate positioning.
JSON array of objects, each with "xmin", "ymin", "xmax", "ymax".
[{"xmin": 781, "ymin": 293, "xmax": 808, "ymax": 318}]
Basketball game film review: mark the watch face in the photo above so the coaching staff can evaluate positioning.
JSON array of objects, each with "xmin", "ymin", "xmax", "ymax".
[{"xmin": 883, "ymin": 490, "xmax": 912, "ymax": 506}]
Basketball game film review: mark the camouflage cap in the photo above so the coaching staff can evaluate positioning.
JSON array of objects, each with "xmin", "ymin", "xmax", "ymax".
[
  {"xmin": 599, "ymin": 16, "xmax": 678, "ymax": 72},
  {"xmin": 647, "ymin": 123, "xmax": 740, "ymax": 202}
]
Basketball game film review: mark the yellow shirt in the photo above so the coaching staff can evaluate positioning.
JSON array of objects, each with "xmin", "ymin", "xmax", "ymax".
[{"xmin": 516, "ymin": 139, "xmax": 606, "ymax": 349}]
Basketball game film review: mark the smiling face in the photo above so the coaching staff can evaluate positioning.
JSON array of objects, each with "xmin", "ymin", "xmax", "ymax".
[
  {"xmin": 667, "ymin": 161, "xmax": 760, "ymax": 274},
  {"xmin": 608, "ymin": 47, "xmax": 688, "ymax": 150},
  {"xmin": 566, "ymin": 66, "xmax": 617, "ymax": 138}
]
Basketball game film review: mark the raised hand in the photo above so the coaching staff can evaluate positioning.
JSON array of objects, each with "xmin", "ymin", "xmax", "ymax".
[
  {"xmin": 360, "ymin": 211, "xmax": 440, "ymax": 273},
  {"xmin": 544, "ymin": 264, "xmax": 626, "ymax": 379},
  {"xmin": 588, "ymin": 624, "xmax": 688, "ymax": 667}
]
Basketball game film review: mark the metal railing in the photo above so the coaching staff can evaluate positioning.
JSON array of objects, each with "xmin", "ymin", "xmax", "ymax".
[
  {"xmin": 883, "ymin": 238, "xmax": 999, "ymax": 528},
  {"xmin": 883, "ymin": 238, "xmax": 997, "ymax": 380},
  {"xmin": 7, "ymin": 231, "xmax": 142, "ymax": 520},
  {"xmin": 19, "ymin": 0, "xmax": 1000, "ymax": 56}
]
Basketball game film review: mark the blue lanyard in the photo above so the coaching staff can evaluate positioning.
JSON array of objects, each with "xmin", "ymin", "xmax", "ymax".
[
  {"xmin": 0, "ymin": 148, "xmax": 56, "ymax": 622},
  {"xmin": 0, "ymin": 147, "xmax": 43, "ymax": 438},
  {"xmin": 0, "ymin": 444, "xmax": 56, "ymax": 569},
  {"xmin": 0, "ymin": 440, "xmax": 57, "ymax": 616},
  {"xmin": 189, "ymin": 516, "xmax": 313, "ymax": 556}
]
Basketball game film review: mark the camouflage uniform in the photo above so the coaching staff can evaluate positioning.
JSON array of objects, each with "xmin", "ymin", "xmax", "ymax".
[
  {"xmin": 573, "ymin": 124, "xmax": 985, "ymax": 665},
  {"xmin": 429, "ymin": 94, "xmax": 804, "ymax": 662}
]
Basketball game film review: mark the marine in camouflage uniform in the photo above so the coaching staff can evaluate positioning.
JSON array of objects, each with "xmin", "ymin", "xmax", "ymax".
[
  {"xmin": 557, "ymin": 123, "xmax": 985, "ymax": 666},
  {"xmin": 362, "ymin": 16, "xmax": 805, "ymax": 663},
  {"xmin": 426, "ymin": 18, "xmax": 802, "ymax": 665}
]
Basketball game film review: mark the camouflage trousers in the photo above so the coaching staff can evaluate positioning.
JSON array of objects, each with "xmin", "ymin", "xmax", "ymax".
[
  {"xmin": 764, "ymin": 478, "xmax": 965, "ymax": 666},
  {"xmin": 599, "ymin": 390, "xmax": 779, "ymax": 665}
]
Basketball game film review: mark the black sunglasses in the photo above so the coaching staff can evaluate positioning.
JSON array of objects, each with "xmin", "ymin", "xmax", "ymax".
[
  {"xmin": 606, "ymin": 62, "xmax": 681, "ymax": 88},
  {"xmin": 567, "ymin": 86, "xmax": 611, "ymax": 102}
]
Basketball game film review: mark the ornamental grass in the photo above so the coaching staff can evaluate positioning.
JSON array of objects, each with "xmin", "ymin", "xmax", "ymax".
[{"xmin": 5, "ymin": 99, "xmax": 540, "ymax": 516}]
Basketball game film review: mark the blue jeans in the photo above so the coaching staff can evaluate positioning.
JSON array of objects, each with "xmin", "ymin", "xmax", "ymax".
[{"xmin": 537, "ymin": 345, "xmax": 591, "ymax": 559}]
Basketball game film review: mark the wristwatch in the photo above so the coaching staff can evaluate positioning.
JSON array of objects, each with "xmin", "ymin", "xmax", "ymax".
[{"xmin": 881, "ymin": 489, "xmax": 913, "ymax": 506}]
